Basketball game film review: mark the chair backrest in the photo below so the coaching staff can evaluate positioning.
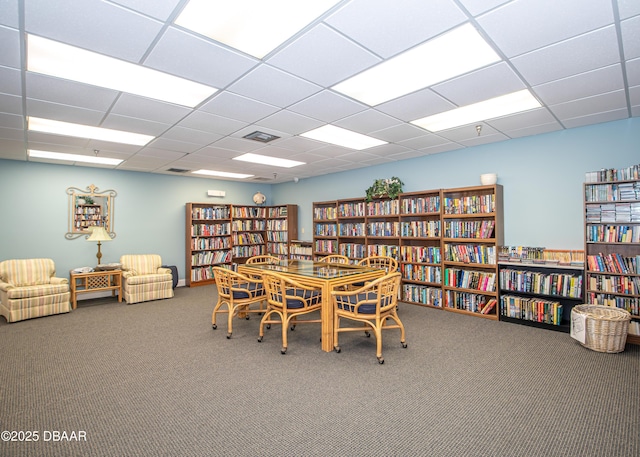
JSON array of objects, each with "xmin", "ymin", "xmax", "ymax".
[
  {"xmin": 357, "ymin": 255, "xmax": 398, "ymax": 273},
  {"xmin": 120, "ymin": 254, "xmax": 162, "ymax": 275},
  {"xmin": 212, "ymin": 266, "xmax": 259, "ymax": 298},
  {"xmin": 334, "ymin": 272, "xmax": 401, "ymax": 315},
  {"xmin": 245, "ymin": 255, "xmax": 280, "ymax": 264},
  {"xmin": 0, "ymin": 258, "xmax": 55, "ymax": 286},
  {"xmin": 317, "ymin": 254, "xmax": 350, "ymax": 264},
  {"xmin": 261, "ymin": 271, "xmax": 321, "ymax": 310}
]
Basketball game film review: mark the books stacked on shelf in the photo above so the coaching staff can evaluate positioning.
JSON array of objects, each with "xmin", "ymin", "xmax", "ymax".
[
  {"xmin": 444, "ymin": 244, "xmax": 496, "ymax": 264},
  {"xmin": 443, "ymin": 268, "xmax": 496, "ymax": 292},
  {"xmin": 338, "ymin": 201, "xmax": 365, "ymax": 217},
  {"xmin": 400, "ymin": 245, "xmax": 440, "ymax": 263},
  {"xmin": 191, "ymin": 237, "xmax": 231, "ymax": 250},
  {"xmin": 400, "ymin": 220, "xmax": 440, "ymax": 237},
  {"xmin": 498, "ymin": 246, "xmax": 584, "ymax": 266},
  {"xmin": 315, "ymin": 239, "xmax": 337, "ymax": 254},
  {"xmin": 500, "ymin": 295, "xmax": 562, "ymax": 325},
  {"xmin": 403, "ymin": 284, "xmax": 442, "ymax": 307},
  {"xmin": 314, "ymin": 206, "xmax": 337, "ymax": 220},
  {"xmin": 339, "ymin": 222, "xmax": 365, "ymax": 236},
  {"xmin": 339, "ymin": 243, "xmax": 366, "ymax": 259},
  {"xmin": 315, "ymin": 223, "xmax": 337, "ymax": 236},
  {"xmin": 367, "ymin": 221, "xmax": 400, "ymax": 237},
  {"xmin": 400, "ymin": 195, "xmax": 440, "ymax": 214},
  {"xmin": 587, "ymin": 293, "xmax": 639, "ymax": 317},
  {"xmin": 445, "ymin": 290, "xmax": 496, "ymax": 314},
  {"xmin": 586, "ymin": 253, "xmax": 639, "ymax": 274},
  {"xmin": 366, "ymin": 244, "xmax": 399, "ymax": 258},
  {"xmin": 588, "ymin": 274, "xmax": 639, "ymax": 295},
  {"xmin": 586, "ymin": 225, "xmax": 640, "ymax": 243},
  {"xmin": 367, "ymin": 199, "xmax": 399, "ymax": 215},
  {"xmin": 584, "ymin": 163, "xmax": 640, "ymax": 182},
  {"xmin": 192, "ymin": 206, "xmax": 230, "ymax": 219},
  {"xmin": 443, "ymin": 194, "xmax": 495, "ymax": 214},
  {"xmin": 401, "ymin": 264, "xmax": 441, "ymax": 283},
  {"xmin": 443, "ymin": 220, "xmax": 495, "ymax": 238},
  {"xmin": 499, "ymin": 268, "xmax": 583, "ymax": 298}
]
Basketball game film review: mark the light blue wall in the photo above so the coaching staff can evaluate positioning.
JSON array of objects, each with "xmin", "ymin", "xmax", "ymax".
[
  {"xmin": 274, "ymin": 118, "xmax": 640, "ymax": 249},
  {"xmin": 1, "ymin": 117, "xmax": 638, "ymax": 281}
]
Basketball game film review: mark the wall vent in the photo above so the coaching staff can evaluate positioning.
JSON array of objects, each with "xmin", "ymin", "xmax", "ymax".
[
  {"xmin": 167, "ymin": 168, "xmax": 190, "ymax": 173},
  {"xmin": 243, "ymin": 131, "xmax": 280, "ymax": 143}
]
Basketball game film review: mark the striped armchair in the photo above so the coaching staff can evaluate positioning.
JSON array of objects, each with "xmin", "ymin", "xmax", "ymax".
[
  {"xmin": 0, "ymin": 258, "xmax": 71, "ymax": 323},
  {"xmin": 120, "ymin": 255, "xmax": 174, "ymax": 304}
]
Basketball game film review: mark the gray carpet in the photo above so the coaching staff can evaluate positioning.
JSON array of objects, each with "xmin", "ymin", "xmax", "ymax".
[{"xmin": 0, "ymin": 285, "xmax": 638, "ymax": 457}]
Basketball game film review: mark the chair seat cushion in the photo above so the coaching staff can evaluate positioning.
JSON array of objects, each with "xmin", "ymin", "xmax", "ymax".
[
  {"xmin": 232, "ymin": 282, "xmax": 265, "ymax": 299},
  {"xmin": 336, "ymin": 292, "xmax": 392, "ymax": 314},
  {"xmin": 125, "ymin": 273, "xmax": 172, "ymax": 286},
  {"xmin": 284, "ymin": 288, "xmax": 321, "ymax": 309},
  {"xmin": 7, "ymin": 283, "xmax": 70, "ymax": 299}
]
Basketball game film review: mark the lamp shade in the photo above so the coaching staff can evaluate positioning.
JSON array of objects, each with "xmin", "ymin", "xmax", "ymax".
[{"xmin": 87, "ymin": 226, "xmax": 112, "ymax": 242}]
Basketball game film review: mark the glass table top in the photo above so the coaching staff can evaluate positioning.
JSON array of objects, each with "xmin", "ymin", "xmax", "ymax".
[{"xmin": 242, "ymin": 259, "xmax": 379, "ymax": 279}]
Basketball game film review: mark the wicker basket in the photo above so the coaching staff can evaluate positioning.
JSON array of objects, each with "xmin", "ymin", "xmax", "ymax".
[{"xmin": 572, "ymin": 305, "xmax": 631, "ymax": 353}]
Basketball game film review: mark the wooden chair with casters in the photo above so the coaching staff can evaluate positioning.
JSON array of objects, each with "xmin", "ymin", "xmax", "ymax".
[
  {"xmin": 212, "ymin": 266, "xmax": 267, "ymax": 339},
  {"xmin": 331, "ymin": 272, "xmax": 407, "ymax": 364},
  {"xmin": 357, "ymin": 255, "xmax": 398, "ymax": 273},
  {"xmin": 258, "ymin": 271, "xmax": 322, "ymax": 354},
  {"xmin": 317, "ymin": 254, "xmax": 350, "ymax": 264}
]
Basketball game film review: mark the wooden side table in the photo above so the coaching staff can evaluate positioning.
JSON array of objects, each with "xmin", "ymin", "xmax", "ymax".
[{"xmin": 69, "ymin": 270, "xmax": 123, "ymax": 309}]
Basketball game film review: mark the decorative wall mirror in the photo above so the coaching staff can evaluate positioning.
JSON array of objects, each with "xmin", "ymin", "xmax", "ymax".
[{"xmin": 66, "ymin": 184, "xmax": 117, "ymax": 240}]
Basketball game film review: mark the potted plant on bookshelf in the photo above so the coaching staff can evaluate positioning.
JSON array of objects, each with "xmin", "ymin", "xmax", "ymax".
[{"xmin": 365, "ymin": 177, "xmax": 404, "ymax": 202}]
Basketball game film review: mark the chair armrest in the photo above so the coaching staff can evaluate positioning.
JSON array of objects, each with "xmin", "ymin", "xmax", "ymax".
[
  {"xmin": 122, "ymin": 271, "xmax": 135, "ymax": 279},
  {"xmin": 0, "ymin": 280, "xmax": 14, "ymax": 292},
  {"xmin": 50, "ymin": 277, "xmax": 68, "ymax": 285},
  {"xmin": 158, "ymin": 267, "xmax": 171, "ymax": 275}
]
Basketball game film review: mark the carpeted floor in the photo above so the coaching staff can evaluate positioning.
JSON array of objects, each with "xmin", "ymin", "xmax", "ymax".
[{"xmin": 0, "ymin": 285, "xmax": 638, "ymax": 457}]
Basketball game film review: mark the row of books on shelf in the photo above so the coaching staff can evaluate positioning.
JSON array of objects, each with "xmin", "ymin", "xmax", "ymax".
[
  {"xmin": 586, "ymin": 202, "xmax": 640, "ymax": 222},
  {"xmin": 232, "ymin": 207, "xmax": 266, "ymax": 218},
  {"xmin": 232, "ymin": 220, "xmax": 266, "ymax": 231},
  {"xmin": 267, "ymin": 243, "xmax": 288, "ymax": 255},
  {"xmin": 586, "ymin": 253, "xmax": 640, "ymax": 274},
  {"xmin": 400, "ymin": 245, "xmax": 441, "ymax": 263},
  {"xmin": 266, "ymin": 232, "xmax": 289, "ymax": 242},
  {"xmin": 400, "ymin": 196, "xmax": 440, "ymax": 214},
  {"xmin": 339, "ymin": 243, "xmax": 366, "ymax": 259},
  {"xmin": 191, "ymin": 223, "xmax": 230, "ymax": 236},
  {"xmin": 585, "ymin": 182, "xmax": 640, "ymax": 202},
  {"xmin": 443, "ymin": 194, "xmax": 495, "ymax": 215},
  {"xmin": 268, "ymin": 207, "xmax": 288, "ymax": 217},
  {"xmin": 266, "ymin": 220, "xmax": 289, "ymax": 230},
  {"xmin": 337, "ymin": 202, "xmax": 366, "ymax": 217},
  {"xmin": 497, "ymin": 246, "xmax": 584, "ymax": 266},
  {"xmin": 445, "ymin": 291, "xmax": 496, "ymax": 314},
  {"xmin": 499, "ymin": 269, "xmax": 583, "ymax": 299},
  {"xmin": 191, "ymin": 237, "xmax": 231, "ymax": 251},
  {"xmin": 339, "ymin": 223, "xmax": 365, "ymax": 236},
  {"xmin": 315, "ymin": 240, "xmax": 337, "ymax": 253},
  {"xmin": 368, "ymin": 221, "xmax": 400, "ymax": 237},
  {"xmin": 402, "ymin": 284, "xmax": 442, "ymax": 307},
  {"xmin": 232, "ymin": 233, "xmax": 265, "ymax": 245},
  {"xmin": 586, "ymin": 225, "xmax": 640, "ymax": 243},
  {"xmin": 315, "ymin": 223, "xmax": 337, "ymax": 236},
  {"xmin": 443, "ymin": 268, "xmax": 496, "ymax": 292},
  {"xmin": 444, "ymin": 244, "xmax": 496, "ymax": 265},
  {"xmin": 367, "ymin": 244, "xmax": 399, "ymax": 257},
  {"xmin": 367, "ymin": 199, "xmax": 399, "ymax": 215},
  {"xmin": 500, "ymin": 295, "xmax": 563, "ymax": 325},
  {"xmin": 588, "ymin": 274, "xmax": 640, "ymax": 296},
  {"xmin": 232, "ymin": 245, "xmax": 265, "ymax": 258},
  {"xmin": 400, "ymin": 264, "xmax": 442, "ymax": 283},
  {"xmin": 584, "ymin": 163, "xmax": 640, "ymax": 183},
  {"xmin": 192, "ymin": 250, "xmax": 232, "ymax": 266},
  {"xmin": 191, "ymin": 206, "xmax": 230, "ymax": 220},
  {"xmin": 400, "ymin": 220, "xmax": 440, "ymax": 237},
  {"xmin": 443, "ymin": 220, "xmax": 495, "ymax": 239},
  {"xmin": 313, "ymin": 207, "xmax": 337, "ymax": 220},
  {"xmin": 191, "ymin": 266, "xmax": 216, "ymax": 282},
  {"xmin": 588, "ymin": 293, "xmax": 639, "ymax": 316}
]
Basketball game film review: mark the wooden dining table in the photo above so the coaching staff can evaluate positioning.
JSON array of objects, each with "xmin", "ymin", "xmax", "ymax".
[{"xmin": 239, "ymin": 259, "xmax": 385, "ymax": 352}]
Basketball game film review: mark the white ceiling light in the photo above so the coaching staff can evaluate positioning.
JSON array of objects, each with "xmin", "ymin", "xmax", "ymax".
[
  {"xmin": 27, "ymin": 34, "xmax": 218, "ymax": 108},
  {"xmin": 332, "ymin": 23, "xmax": 501, "ymax": 106},
  {"xmin": 28, "ymin": 117, "xmax": 154, "ymax": 146},
  {"xmin": 411, "ymin": 89, "xmax": 542, "ymax": 132},
  {"xmin": 233, "ymin": 153, "xmax": 304, "ymax": 168},
  {"xmin": 28, "ymin": 149, "xmax": 123, "ymax": 165},
  {"xmin": 175, "ymin": 0, "xmax": 341, "ymax": 59},
  {"xmin": 300, "ymin": 125, "xmax": 387, "ymax": 150},
  {"xmin": 192, "ymin": 169, "xmax": 254, "ymax": 179}
]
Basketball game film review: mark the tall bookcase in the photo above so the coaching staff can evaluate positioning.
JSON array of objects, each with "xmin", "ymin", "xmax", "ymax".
[
  {"xmin": 583, "ymin": 174, "xmax": 640, "ymax": 344},
  {"xmin": 312, "ymin": 200, "xmax": 338, "ymax": 258},
  {"xmin": 186, "ymin": 203, "xmax": 297, "ymax": 287},
  {"xmin": 441, "ymin": 185, "xmax": 503, "ymax": 320},
  {"xmin": 337, "ymin": 198, "xmax": 367, "ymax": 261},
  {"xmin": 399, "ymin": 190, "xmax": 442, "ymax": 308},
  {"xmin": 186, "ymin": 203, "xmax": 232, "ymax": 287}
]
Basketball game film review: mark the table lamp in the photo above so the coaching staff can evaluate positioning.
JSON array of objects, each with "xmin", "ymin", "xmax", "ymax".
[{"xmin": 87, "ymin": 226, "xmax": 112, "ymax": 264}]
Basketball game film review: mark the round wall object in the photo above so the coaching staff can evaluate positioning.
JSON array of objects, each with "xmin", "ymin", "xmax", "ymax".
[{"xmin": 253, "ymin": 191, "xmax": 266, "ymax": 205}]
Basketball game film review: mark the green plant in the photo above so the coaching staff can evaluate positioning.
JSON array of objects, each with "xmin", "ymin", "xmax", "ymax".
[{"xmin": 365, "ymin": 177, "xmax": 404, "ymax": 202}]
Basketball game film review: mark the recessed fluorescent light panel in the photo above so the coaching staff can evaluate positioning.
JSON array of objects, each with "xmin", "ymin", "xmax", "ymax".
[
  {"xmin": 175, "ymin": 0, "xmax": 341, "ymax": 59},
  {"xmin": 192, "ymin": 169, "xmax": 254, "ymax": 179},
  {"xmin": 28, "ymin": 150, "xmax": 123, "ymax": 165},
  {"xmin": 411, "ymin": 90, "xmax": 542, "ymax": 132},
  {"xmin": 27, "ymin": 35, "xmax": 218, "ymax": 108},
  {"xmin": 332, "ymin": 23, "xmax": 501, "ymax": 106},
  {"xmin": 233, "ymin": 153, "xmax": 304, "ymax": 168},
  {"xmin": 300, "ymin": 125, "xmax": 387, "ymax": 150},
  {"xmin": 28, "ymin": 117, "xmax": 154, "ymax": 146}
]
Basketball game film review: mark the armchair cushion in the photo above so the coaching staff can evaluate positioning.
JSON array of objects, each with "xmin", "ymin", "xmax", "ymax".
[{"xmin": 120, "ymin": 255, "xmax": 174, "ymax": 304}]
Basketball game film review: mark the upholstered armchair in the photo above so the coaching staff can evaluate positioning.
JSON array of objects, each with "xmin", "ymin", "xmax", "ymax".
[
  {"xmin": 0, "ymin": 258, "xmax": 71, "ymax": 323},
  {"xmin": 120, "ymin": 254, "xmax": 174, "ymax": 304}
]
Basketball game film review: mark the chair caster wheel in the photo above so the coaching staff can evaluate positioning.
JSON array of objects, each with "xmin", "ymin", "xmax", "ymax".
[
  {"xmin": 281, "ymin": 347, "xmax": 287, "ymax": 354},
  {"xmin": 377, "ymin": 357, "xmax": 384, "ymax": 364},
  {"xmin": 245, "ymin": 316, "xmax": 250, "ymax": 320},
  {"xmin": 266, "ymin": 324, "xmax": 271, "ymax": 330},
  {"xmin": 212, "ymin": 324, "xmax": 217, "ymax": 330},
  {"xmin": 334, "ymin": 346, "xmax": 341, "ymax": 353},
  {"xmin": 258, "ymin": 336, "xmax": 263, "ymax": 342},
  {"xmin": 402, "ymin": 342, "xmax": 407, "ymax": 348},
  {"xmin": 290, "ymin": 325, "xmax": 296, "ymax": 331},
  {"xmin": 364, "ymin": 331, "xmax": 370, "ymax": 338},
  {"xmin": 226, "ymin": 333, "xmax": 232, "ymax": 339}
]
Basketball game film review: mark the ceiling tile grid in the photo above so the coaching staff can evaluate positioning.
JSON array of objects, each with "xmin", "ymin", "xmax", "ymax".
[{"xmin": 0, "ymin": 0, "xmax": 636, "ymax": 182}]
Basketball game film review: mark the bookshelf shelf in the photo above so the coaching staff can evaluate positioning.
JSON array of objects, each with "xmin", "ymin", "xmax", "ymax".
[
  {"xmin": 583, "ymin": 170, "xmax": 640, "ymax": 344},
  {"xmin": 186, "ymin": 202, "xmax": 297, "ymax": 287}
]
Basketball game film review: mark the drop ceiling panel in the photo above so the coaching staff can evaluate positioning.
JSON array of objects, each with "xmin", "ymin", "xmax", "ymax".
[
  {"xmin": 130, "ymin": 147, "xmax": 184, "ymax": 159},
  {"xmin": 162, "ymin": 126, "xmax": 222, "ymax": 145},
  {"xmin": 0, "ymin": 1, "xmax": 18, "ymax": 27},
  {"xmin": 226, "ymin": 65, "xmax": 322, "ymax": 108},
  {"xmin": 256, "ymin": 110, "xmax": 325, "ymax": 136},
  {"xmin": 189, "ymin": 146, "xmax": 242, "ymax": 160},
  {"xmin": 0, "ymin": 112, "xmax": 23, "ymax": 130},
  {"xmin": 457, "ymin": 0, "xmax": 512, "ymax": 16},
  {"xmin": 199, "ymin": 92, "xmax": 280, "ymax": 123},
  {"xmin": 562, "ymin": 109, "xmax": 629, "ymax": 129},
  {"xmin": 499, "ymin": 122, "xmax": 563, "ymax": 139},
  {"xmin": 532, "ymin": 64, "xmax": 625, "ymax": 106},
  {"xmin": 371, "ymin": 123, "xmax": 430, "ymax": 143},
  {"xmin": 177, "ymin": 111, "xmax": 246, "ymax": 136},
  {"xmin": 145, "ymin": 27, "xmax": 258, "ymax": 87},
  {"xmin": 101, "ymin": 114, "xmax": 171, "ymax": 136},
  {"xmin": 0, "ymin": 93, "xmax": 21, "ymax": 115},
  {"xmin": 0, "ymin": 139, "xmax": 26, "ymax": 159},
  {"xmin": 477, "ymin": 0, "xmax": 614, "ymax": 57},
  {"xmin": 25, "ymin": 0, "xmax": 163, "ymax": 62},
  {"xmin": 146, "ymin": 137, "xmax": 201, "ymax": 153},
  {"xmin": 630, "ymin": 85, "xmax": 640, "ymax": 106},
  {"xmin": 26, "ymin": 99, "xmax": 106, "ymax": 125},
  {"xmin": 549, "ymin": 90, "xmax": 628, "ymax": 120},
  {"xmin": 627, "ymin": 58, "xmax": 640, "ymax": 86},
  {"xmin": 621, "ymin": 15, "xmax": 640, "ymax": 60},
  {"xmin": 397, "ymin": 133, "xmax": 453, "ymax": 150},
  {"xmin": 0, "ymin": 66, "xmax": 21, "ymax": 96},
  {"xmin": 432, "ymin": 63, "xmax": 526, "ymax": 106},
  {"xmin": 268, "ymin": 24, "xmax": 380, "ymax": 87},
  {"xmin": 618, "ymin": 0, "xmax": 640, "ymax": 19},
  {"xmin": 334, "ymin": 109, "xmax": 402, "ymax": 134},
  {"xmin": 325, "ymin": 0, "xmax": 466, "ymax": 58},
  {"xmin": 486, "ymin": 108, "xmax": 558, "ymax": 131},
  {"xmin": 511, "ymin": 26, "xmax": 621, "ymax": 86},
  {"xmin": 0, "ymin": 26, "xmax": 20, "ymax": 68},
  {"xmin": 0, "ymin": 126, "xmax": 23, "ymax": 141},
  {"xmin": 110, "ymin": 93, "xmax": 191, "ymax": 125},
  {"xmin": 109, "ymin": 0, "xmax": 182, "ymax": 21},
  {"xmin": 27, "ymin": 134, "xmax": 90, "ymax": 149},
  {"xmin": 210, "ymin": 137, "xmax": 265, "ymax": 153},
  {"xmin": 289, "ymin": 90, "xmax": 367, "ymax": 123},
  {"xmin": 26, "ymin": 73, "xmax": 119, "ymax": 111},
  {"xmin": 376, "ymin": 88, "xmax": 454, "ymax": 122}
]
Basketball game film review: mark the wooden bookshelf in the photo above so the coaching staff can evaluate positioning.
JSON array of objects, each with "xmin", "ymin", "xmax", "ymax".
[
  {"xmin": 441, "ymin": 185, "xmax": 503, "ymax": 320},
  {"xmin": 290, "ymin": 240, "xmax": 313, "ymax": 260},
  {"xmin": 312, "ymin": 200, "xmax": 338, "ymax": 259},
  {"xmin": 186, "ymin": 203, "xmax": 297, "ymax": 287},
  {"xmin": 583, "ymin": 174, "xmax": 640, "ymax": 344},
  {"xmin": 337, "ymin": 198, "xmax": 367, "ymax": 261}
]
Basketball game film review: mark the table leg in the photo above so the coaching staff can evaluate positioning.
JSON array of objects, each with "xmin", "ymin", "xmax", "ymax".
[{"xmin": 321, "ymin": 282, "xmax": 333, "ymax": 352}]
